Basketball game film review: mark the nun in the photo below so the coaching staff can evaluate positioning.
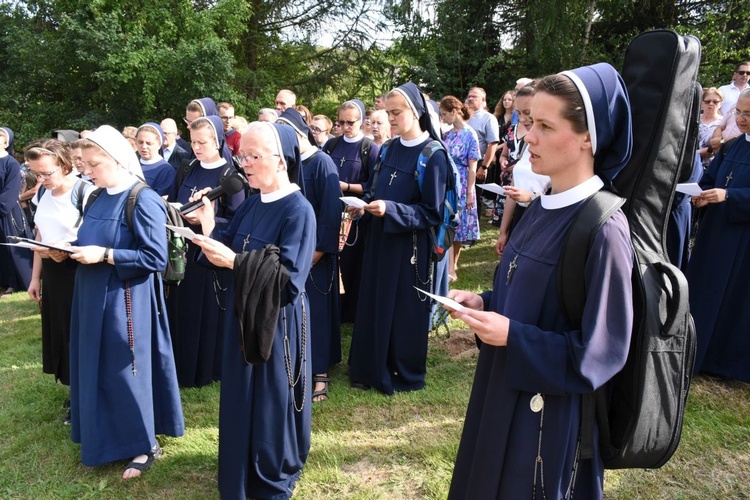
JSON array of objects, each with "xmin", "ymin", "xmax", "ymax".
[
  {"xmin": 185, "ymin": 97, "xmax": 235, "ymax": 165},
  {"xmin": 446, "ymin": 63, "xmax": 634, "ymax": 499},
  {"xmin": 167, "ymin": 115, "xmax": 246, "ymax": 388},
  {"xmin": 135, "ymin": 122, "xmax": 176, "ymax": 197},
  {"xmin": 278, "ymin": 108, "xmax": 342, "ymax": 402},
  {"xmin": 0, "ymin": 126, "xmax": 33, "ymax": 294},
  {"xmin": 347, "ymin": 83, "xmax": 450, "ymax": 395},
  {"xmin": 190, "ymin": 122, "xmax": 316, "ymax": 499},
  {"xmin": 69, "ymin": 125, "xmax": 184, "ymax": 479},
  {"xmin": 322, "ymin": 99, "xmax": 380, "ymax": 323}
]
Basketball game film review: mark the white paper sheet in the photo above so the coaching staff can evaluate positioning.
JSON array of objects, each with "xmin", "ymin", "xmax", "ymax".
[
  {"xmin": 4, "ymin": 237, "xmax": 73, "ymax": 253},
  {"xmin": 476, "ymin": 183, "xmax": 508, "ymax": 196},
  {"xmin": 675, "ymin": 182, "xmax": 703, "ymax": 196},
  {"xmin": 413, "ymin": 286, "xmax": 465, "ymax": 312},
  {"xmin": 340, "ymin": 196, "xmax": 368, "ymax": 208},
  {"xmin": 166, "ymin": 224, "xmax": 198, "ymax": 241}
]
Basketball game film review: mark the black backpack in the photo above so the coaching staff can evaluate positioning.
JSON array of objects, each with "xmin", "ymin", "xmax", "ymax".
[
  {"xmin": 86, "ymin": 182, "xmax": 187, "ymax": 286},
  {"xmin": 557, "ymin": 30, "xmax": 700, "ymax": 470}
]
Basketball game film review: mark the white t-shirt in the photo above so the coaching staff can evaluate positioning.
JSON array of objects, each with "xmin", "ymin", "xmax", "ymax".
[{"xmin": 33, "ymin": 181, "xmax": 93, "ymax": 243}]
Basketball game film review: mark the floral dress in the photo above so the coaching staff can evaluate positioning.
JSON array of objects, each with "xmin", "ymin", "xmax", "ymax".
[
  {"xmin": 444, "ymin": 126, "xmax": 481, "ymax": 243},
  {"xmin": 492, "ymin": 123, "xmax": 524, "ymax": 227}
]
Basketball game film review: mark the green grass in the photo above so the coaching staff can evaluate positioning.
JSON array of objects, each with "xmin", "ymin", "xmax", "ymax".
[{"xmin": 1, "ymin": 221, "xmax": 749, "ymax": 498}]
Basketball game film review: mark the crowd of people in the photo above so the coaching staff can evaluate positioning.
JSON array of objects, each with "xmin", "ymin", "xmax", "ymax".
[{"xmin": 0, "ymin": 59, "xmax": 748, "ymax": 498}]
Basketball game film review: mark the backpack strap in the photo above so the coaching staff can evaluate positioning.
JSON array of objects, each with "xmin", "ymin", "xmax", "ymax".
[
  {"xmin": 556, "ymin": 188, "xmax": 625, "ymax": 460},
  {"xmin": 322, "ymin": 136, "xmax": 341, "ymax": 157},
  {"xmin": 415, "ymin": 140, "xmax": 448, "ymax": 190},
  {"xmin": 175, "ymin": 158, "xmax": 199, "ymax": 192},
  {"xmin": 72, "ymin": 179, "xmax": 89, "ymax": 229},
  {"xmin": 367, "ymin": 137, "xmax": 396, "ymax": 200},
  {"xmin": 124, "ymin": 182, "xmax": 149, "ymax": 233},
  {"xmin": 84, "ymin": 187, "xmax": 104, "ymax": 214},
  {"xmin": 360, "ymin": 136, "xmax": 373, "ymax": 174},
  {"xmin": 557, "ymin": 189, "xmax": 625, "ymax": 328}
]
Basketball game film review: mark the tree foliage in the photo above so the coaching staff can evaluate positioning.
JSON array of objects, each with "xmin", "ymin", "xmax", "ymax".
[{"xmin": 2, "ymin": 0, "xmax": 750, "ymax": 148}]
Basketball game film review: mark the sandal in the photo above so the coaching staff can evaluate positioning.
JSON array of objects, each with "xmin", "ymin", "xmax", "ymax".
[
  {"xmin": 312, "ymin": 375, "xmax": 330, "ymax": 402},
  {"xmin": 123, "ymin": 443, "xmax": 162, "ymax": 479}
]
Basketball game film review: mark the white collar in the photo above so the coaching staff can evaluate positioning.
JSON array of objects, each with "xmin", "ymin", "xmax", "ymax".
[
  {"xmin": 300, "ymin": 148, "xmax": 316, "ymax": 161},
  {"xmin": 200, "ymin": 158, "xmax": 227, "ymax": 170},
  {"xmin": 260, "ymin": 183, "xmax": 300, "ymax": 203},
  {"xmin": 745, "ymin": 133, "xmax": 750, "ymax": 142},
  {"xmin": 731, "ymin": 81, "xmax": 749, "ymax": 91},
  {"xmin": 541, "ymin": 175, "xmax": 604, "ymax": 209},
  {"xmin": 343, "ymin": 132, "xmax": 364, "ymax": 144},
  {"xmin": 106, "ymin": 179, "xmax": 139, "ymax": 195},
  {"xmin": 399, "ymin": 131, "xmax": 430, "ymax": 147},
  {"xmin": 140, "ymin": 155, "xmax": 163, "ymax": 165},
  {"xmin": 0, "ymin": 151, "xmax": 7, "ymax": 158}
]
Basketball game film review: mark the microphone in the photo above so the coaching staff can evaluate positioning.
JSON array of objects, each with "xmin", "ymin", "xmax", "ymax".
[{"xmin": 179, "ymin": 173, "xmax": 245, "ymax": 215}]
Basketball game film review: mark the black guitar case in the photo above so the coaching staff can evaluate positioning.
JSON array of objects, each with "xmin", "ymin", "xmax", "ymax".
[{"xmin": 560, "ymin": 29, "xmax": 701, "ymax": 469}]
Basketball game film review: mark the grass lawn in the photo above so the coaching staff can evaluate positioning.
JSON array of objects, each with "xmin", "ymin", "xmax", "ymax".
[{"xmin": 1, "ymin": 220, "xmax": 749, "ymax": 498}]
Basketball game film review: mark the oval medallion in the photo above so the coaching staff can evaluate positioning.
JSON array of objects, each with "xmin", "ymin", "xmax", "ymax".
[{"xmin": 530, "ymin": 393, "xmax": 544, "ymax": 413}]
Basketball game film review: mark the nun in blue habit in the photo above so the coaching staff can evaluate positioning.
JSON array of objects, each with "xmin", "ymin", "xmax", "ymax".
[
  {"xmin": 68, "ymin": 125, "xmax": 184, "ymax": 477},
  {"xmin": 0, "ymin": 126, "xmax": 33, "ymax": 292},
  {"xmin": 688, "ymin": 88, "xmax": 750, "ymax": 382},
  {"xmin": 278, "ymin": 108, "xmax": 342, "ymax": 401},
  {"xmin": 190, "ymin": 121, "xmax": 315, "ymax": 499},
  {"xmin": 186, "ymin": 97, "xmax": 235, "ymax": 165},
  {"xmin": 347, "ymin": 83, "xmax": 449, "ymax": 395},
  {"xmin": 136, "ymin": 122, "xmax": 176, "ymax": 197},
  {"xmin": 166, "ymin": 115, "xmax": 246, "ymax": 387},
  {"xmin": 447, "ymin": 64, "xmax": 634, "ymax": 499}
]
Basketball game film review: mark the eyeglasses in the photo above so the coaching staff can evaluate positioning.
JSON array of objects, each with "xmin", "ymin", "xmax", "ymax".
[
  {"xmin": 703, "ymin": 99, "xmax": 721, "ymax": 104},
  {"xmin": 220, "ymin": 116, "xmax": 234, "ymax": 122},
  {"xmin": 35, "ymin": 167, "xmax": 61, "ymax": 179},
  {"xmin": 238, "ymin": 153, "xmax": 281, "ymax": 163},
  {"xmin": 310, "ymin": 126, "xmax": 325, "ymax": 134},
  {"xmin": 336, "ymin": 120, "xmax": 359, "ymax": 127},
  {"xmin": 731, "ymin": 108, "xmax": 750, "ymax": 118},
  {"xmin": 736, "ymin": 71, "xmax": 750, "ymax": 76},
  {"xmin": 183, "ymin": 117, "xmax": 193, "ymax": 126}
]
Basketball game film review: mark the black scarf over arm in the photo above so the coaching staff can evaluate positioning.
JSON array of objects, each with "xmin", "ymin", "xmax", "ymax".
[{"xmin": 233, "ymin": 244, "xmax": 291, "ymax": 365}]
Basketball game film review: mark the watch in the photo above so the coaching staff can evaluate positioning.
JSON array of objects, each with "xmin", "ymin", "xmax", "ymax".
[{"xmin": 103, "ymin": 247, "xmax": 111, "ymax": 263}]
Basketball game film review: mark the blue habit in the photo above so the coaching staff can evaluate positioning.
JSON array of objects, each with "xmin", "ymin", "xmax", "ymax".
[
  {"xmin": 302, "ymin": 151, "xmax": 342, "ymax": 374},
  {"xmin": 141, "ymin": 158, "xmax": 176, "ymax": 197},
  {"xmin": 216, "ymin": 190, "xmax": 316, "ymax": 499},
  {"xmin": 688, "ymin": 135, "xmax": 750, "ymax": 381},
  {"xmin": 323, "ymin": 136, "xmax": 379, "ymax": 323},
  {"xmin": 348, "ymin": 136, "xmax": 447, "ymax": 395},
  {"xmin": 0, "ymin": 155, "xmax": 33, "ymax": 290},
  {"xmin": 166, "ymin": 162, "xmax": 246, "ymax": 387},
  {"xmin": 70, "ymin": 184, "xmax": 184, "ymax": 466},
  {"xmin": 448, "ymin": 199, "xmax": 633, "ymax": 499}
]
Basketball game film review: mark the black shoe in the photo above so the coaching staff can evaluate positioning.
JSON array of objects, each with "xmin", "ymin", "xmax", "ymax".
[{"xmin": 350, "ymin": 381, "xmax": 370, "ymax": 391}]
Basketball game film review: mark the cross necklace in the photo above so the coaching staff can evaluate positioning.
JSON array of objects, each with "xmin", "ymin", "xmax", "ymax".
[{"xmin": 506, "ymin": 206, "xmax": 566, "ymax": 285}]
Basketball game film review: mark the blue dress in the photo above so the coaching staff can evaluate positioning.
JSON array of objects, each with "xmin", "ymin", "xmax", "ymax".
[
  {"xmin": 70, "ymin": 183, "xmax": 184, "ymax": 466},
  {"xmin": 348, "ymin": 136, "xmax": 448, "ymax": 394},
  {"xmin": 216, "ymin": 190, "xmax": 316, "ymax": 499},
  {"xmin": 323, "ymin": 137, "xmax": 380, "ymax": 323},
  {"xmin": 302, "ymin": 151, "xmax": 343, "ymax": 374},
  {"xmin": 449, "ymin": 199, "xmax": 633, "ymax": 499},
  {"xmin": 166, "ymin": 162, "xmax": 246, "ymax": 387},
  {"xmin": 0, "ymin": 155, "xmax": 33, "ymax": 290},
  {"xmin": 140, "ymin": 158, "xmax": 176, "ymax": 197},
  {"xmin": 444, "ymin": 127, "xmax": 481, "ymax": 243},
  {"xmin": 688, "ymin": 135, "xmax": 750, "ymax": 381}
]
